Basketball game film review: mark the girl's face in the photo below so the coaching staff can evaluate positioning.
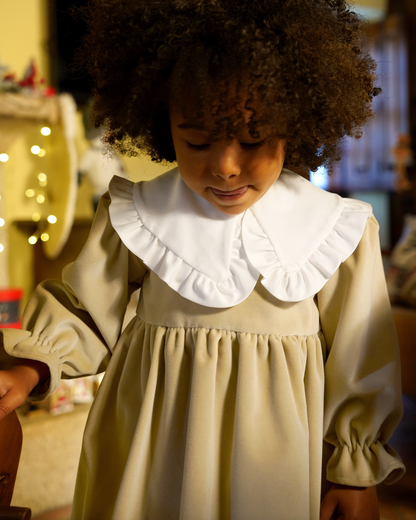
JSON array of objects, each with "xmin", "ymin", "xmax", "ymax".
[{"xmin": 170, "ymin": 109, "xmax": 286, "ymax": 215}]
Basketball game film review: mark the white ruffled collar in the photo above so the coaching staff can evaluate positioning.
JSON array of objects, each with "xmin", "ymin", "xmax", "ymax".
[{"xmin": 109, "ymin": 168, "xmax": 372, "ymax": 308}]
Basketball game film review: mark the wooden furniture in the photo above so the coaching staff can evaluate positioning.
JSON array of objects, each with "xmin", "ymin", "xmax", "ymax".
[
  {"xmin": 392, "ymin": 305, "xmax": 416, "ymax": 396},
  {"xmin": 0, "ymin": 411, "xmax": 31, "ymax": 519}
]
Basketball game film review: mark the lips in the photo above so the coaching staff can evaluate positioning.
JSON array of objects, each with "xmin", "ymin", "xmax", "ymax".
[{"xmin": 211, "ymin": 186, "xmax": 248, "ymax": 199}]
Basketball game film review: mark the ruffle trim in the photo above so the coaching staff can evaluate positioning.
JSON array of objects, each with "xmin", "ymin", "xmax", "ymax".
[
  {"xmin": 243, "ymin": 199, "xmax": 372, "ymax": 302},
  {"xmin": 109, "ymin": 176, "xmax": 372, "ymax": 307},
  {"xmin": 326, "ymin": 441, "xmax": 405, "ymax": 486},
  {"xmin": 109, "ymin": 176, "xmax": 259, "ymax": 308}
]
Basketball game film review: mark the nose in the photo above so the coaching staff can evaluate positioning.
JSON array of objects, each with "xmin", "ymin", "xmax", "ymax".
[{"xmin": 211, "ymin": 142, "xmax": 241, "ymax": 179}]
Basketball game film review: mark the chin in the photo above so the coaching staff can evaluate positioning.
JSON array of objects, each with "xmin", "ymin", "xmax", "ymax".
[{"xmin": 213, "ymin": 203, "xmax": 248, "ymax": 215}]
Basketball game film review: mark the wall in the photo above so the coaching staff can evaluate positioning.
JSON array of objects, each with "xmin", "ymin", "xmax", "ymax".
[{"xmin": 0, "ymin": 0, "xmax": 50, "ymax": 83}]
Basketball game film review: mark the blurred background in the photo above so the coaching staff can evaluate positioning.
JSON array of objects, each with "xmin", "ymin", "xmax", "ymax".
[{"xmin": 0, "ymin": 0, "xmax": 415, "ymax": 519}]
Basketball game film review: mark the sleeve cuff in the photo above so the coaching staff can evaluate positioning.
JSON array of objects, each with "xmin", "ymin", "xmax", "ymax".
[
  {"xmin": 326, "ymin": 440, "xmax": 406, "ymax": 486},
  {"xmin": 1, "ymin": 328, "xmax": 61, "ymax": 401}
]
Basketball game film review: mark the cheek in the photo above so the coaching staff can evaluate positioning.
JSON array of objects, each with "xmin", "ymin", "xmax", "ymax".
[
  {"xmin": 250, "ymin": 156, "xmax": 284, "ymax": 181},
  {"xmin": 178, "ymin": 163, "xmax": 207, "ymax": 193},
  {"xmin": 248, "ymin": 152, "xmax": 285, "ymax": 186},
  {"xmin": 266, "ymin": 143, "xmax": 286, "ymax": 171},
  {"xmin": 178, "ymin": 152, "xmax": 209, "ymax": 181}
]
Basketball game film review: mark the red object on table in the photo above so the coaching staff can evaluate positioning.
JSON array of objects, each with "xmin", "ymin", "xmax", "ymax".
[{"xmin": 0, "ymin": 288, "xmax": 24, "ymax": 329}]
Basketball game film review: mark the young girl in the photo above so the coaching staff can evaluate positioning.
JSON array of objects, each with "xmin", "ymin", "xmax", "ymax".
[{"xmin": 0, "ymin": 1, "xmax": 405, "ymax": 519}]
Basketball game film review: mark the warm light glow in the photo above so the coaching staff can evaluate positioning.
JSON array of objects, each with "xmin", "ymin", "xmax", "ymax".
[
  {"xmin": 0, "ymin": 219, "xmax": 4, "ymax": 227},
  {"xmin": 38, "ymin": 173, "xmax": 48, "ymax": 187},
  {"xmin": 47, "ymin": 215, "xmax": 57, "ymax": 224},
  {"xmin": 36, "ymin": 194, "xmax": 45, "ymax": 204},
  {"xmin": 0, "ymin": 244, "xmax": 4, "ymax": 253},
  {"xmin": 0, "ymin": 153, "xmax": 9, "ymax": 162},
  {"xmin": 38, "ymin": 149, "xmax": 46, "ymax": 157},
  {"xmin": 32, "ymin": 213, "xmax": 41, "ymax": 222},
  {"xmin": 25, "ymin": 189, "xmax": 35, "ymax": 198},
  {"xmin": 41, "ymin": 127, "xmax": 51, "ymax": 136},
  {"xmin": 31, "ymin": 145, "xmax": 41, "ymax": 155},
  {"xmin": 28, "ymin": 236, "xmax": 38, "ymax": 245},
  {"xmin": 41, "ymin": 233, "xmax": 49, "ymax": 242}
]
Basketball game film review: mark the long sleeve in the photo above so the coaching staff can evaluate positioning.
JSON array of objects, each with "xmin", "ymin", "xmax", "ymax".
[
  {"xmin": 317, "ymin": 214, "xmax": 405, "ymax": 486},
  {"xmin": 0, "ymin": 192, "xmax": 148, "ymax": 400}
]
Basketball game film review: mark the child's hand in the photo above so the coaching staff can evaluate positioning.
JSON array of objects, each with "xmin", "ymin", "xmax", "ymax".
[
  {"xmin": 320, "ymin": 484, "xmax": 379, "ymax": 520},
  {"xmin": 0, "ymin": 360, "xmax": 49, "ymax": 421}
]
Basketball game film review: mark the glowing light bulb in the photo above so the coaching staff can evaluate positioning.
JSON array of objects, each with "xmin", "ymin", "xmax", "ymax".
[
  {"xmin": 36, "ymin": 194, "xmax": 45, "ymax": 204},
  {"xmin": 0, "ymin": 153, "xmax": 9, "ymax": 162},
  {"xmin": 38, "ymin": 173, "xmax": 48, "ymax": 187},
  {"xmin": 0, "ymin": 218, "xmax": 4, "ymax": 227},
  {"xmin": 28, "ymin": 236, "xmax": 38, "ymax": 245},
  {"xmin": 41, "ymin": 233, "xmax": 49, "ymax": 242},
  {"xmin": 41, "ymin": 127, "xmax": 51, "ymax": 136},
  {"xmin": 38, "ymin": 149, "xmax": 46, "ymax": 157},
  {"xmin": 47, "ymin": 215, "xmax": 57, "ymax": 224},
  {"xmin": 32, "ymin": 213, "xmax": 41, "ymax": 222},
  {"xmin": 31, "ymin": 145, "xmax": 41, "ymax": 155},
  {"xmin": 0, "ymin": 244, "xmax": 4, "ymax": 253},
  {"xmin": 25, "ymin": 189, "xmax": 35, "ymax": 198}
]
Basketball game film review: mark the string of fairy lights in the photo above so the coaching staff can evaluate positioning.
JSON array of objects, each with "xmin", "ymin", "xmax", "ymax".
[{"xmin": 0, "ymin": 125, "xmax": 58, "ymax": 256}]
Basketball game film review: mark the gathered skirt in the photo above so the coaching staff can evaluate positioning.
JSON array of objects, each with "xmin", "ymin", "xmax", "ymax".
[{"xmin": 71, "ymin": 275, "xmax": 326, "ymax": 520}]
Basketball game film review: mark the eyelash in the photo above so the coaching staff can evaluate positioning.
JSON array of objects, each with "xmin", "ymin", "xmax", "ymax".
[
  {"xmin": 185, "ymin": 140, "xmax": 266, "ymax": 151},
  {"xmin": 185, "ymin": 142, "xmax": 210, "ymax": 150},
  {"xmin": 241, "ymin": 140, "xmax": 266, "ymax": 150}
]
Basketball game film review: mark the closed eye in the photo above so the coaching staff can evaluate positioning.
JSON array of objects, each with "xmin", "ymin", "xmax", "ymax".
[
  {"xmin": 185, "ymin": 139, "xmax": 266, "ymax": 151},
  {"xmin": 240, "ymin": 139, "xmax": 266, "ymax": 150},
  {"xmin": 185, "ymin": 141, "xmax": 210, "ymax": 150}
]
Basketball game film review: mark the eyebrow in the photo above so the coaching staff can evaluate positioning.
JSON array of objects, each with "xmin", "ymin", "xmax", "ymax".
[{"xmin": 177, "ymin": 123, "xmax": 207, "ymax": 131}]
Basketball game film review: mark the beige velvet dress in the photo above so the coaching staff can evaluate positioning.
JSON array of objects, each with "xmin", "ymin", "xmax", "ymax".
[{"xmin": 0, "ymin": 169, "xmax": 405, "ymax": 520}]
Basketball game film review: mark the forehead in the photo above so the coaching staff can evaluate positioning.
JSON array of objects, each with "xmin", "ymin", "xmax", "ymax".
[
  {"xmin": 169, "ymin": 82, "xmax": 273, "ymax": 139},
  {"xmin": 169, "ymin": 108, "xmax": 270, "ymax": 143}
]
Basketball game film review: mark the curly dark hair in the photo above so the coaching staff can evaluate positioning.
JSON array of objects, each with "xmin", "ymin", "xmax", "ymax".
[{"xmin": 77, "ymin": 0, "xmax": 380, "ymax": 171}]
